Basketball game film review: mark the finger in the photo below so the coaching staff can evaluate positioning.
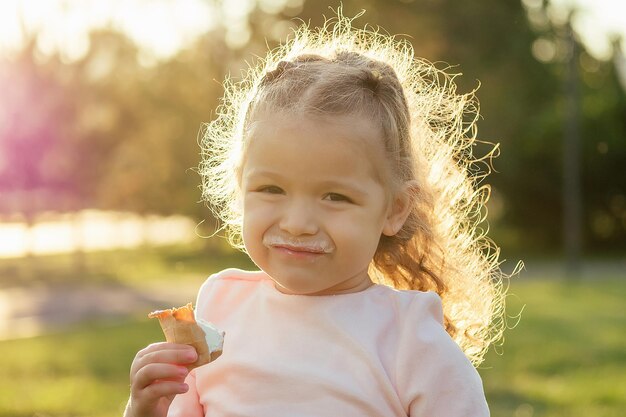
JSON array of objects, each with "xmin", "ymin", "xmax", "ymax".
[
  {"xmin": 133, "ymin": 363, "xmax": 189, "ymax": 391},
  {"xmin": 136, "ymin": 380, "xmax": 189, "ymax": 404},
  {"xmin": 136, "ymin": 346, "xmax": 198, "ymax": 370},
  {"xmin": 131, "ymin": 344, "xmax": 197, "ymax": 376},
  {"xmin": 136, "ymin": 342, "xmax": 195, "ymax": 360}
]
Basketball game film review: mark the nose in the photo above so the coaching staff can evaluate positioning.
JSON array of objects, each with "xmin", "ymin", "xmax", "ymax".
[{"xmin": 279, "ymin": 199, "xmax": 318, "ymax": 236}]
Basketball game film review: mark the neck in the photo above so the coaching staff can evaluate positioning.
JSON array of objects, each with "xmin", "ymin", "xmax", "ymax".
[{"xmin": 275, "ymin": 275, "xmax": 375, "ymax": 296}]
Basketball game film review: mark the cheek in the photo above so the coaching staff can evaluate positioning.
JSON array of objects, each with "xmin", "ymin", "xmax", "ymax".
[
  {"xmin": 242, "ymin": 210, "xmax": 265, "ymax": 259},
  {"xmin": 242, "ymin": 198, "xmax": 275, "ymax": 233},
  {"xmin": 330, "ymin": 212, "xmax": 384, "ymax": 246}
]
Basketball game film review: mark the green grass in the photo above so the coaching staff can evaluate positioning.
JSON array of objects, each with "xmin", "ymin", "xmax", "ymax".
[
  {"xmin": 0, "ymin": 250, "xmax": 624, "ymax": 416},
  {"xmin": 0, "ymin": 317, "xmax": 161, "ymax": 417},
  {"xmin": 480, "ymin": 278, "xmax": 626, "ymax": 417}
]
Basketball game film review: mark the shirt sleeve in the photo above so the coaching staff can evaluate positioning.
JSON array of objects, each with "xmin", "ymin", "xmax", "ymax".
[
  {"xmin": 167, "ymin": 370, "xmax": 204, "ymax": 417},
  {"xmin": 395, "ymin": 292, "xmax": 490, "ymax": 417}
]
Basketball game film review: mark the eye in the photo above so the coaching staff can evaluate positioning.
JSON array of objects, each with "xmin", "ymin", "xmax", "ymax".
[
  {"xmin": 257, "ymin": 185, "xmax": 284, "ymax": 194},
  {"xmin": 324, "ymin": 193, "xmax": 353, "ymax": 203}
]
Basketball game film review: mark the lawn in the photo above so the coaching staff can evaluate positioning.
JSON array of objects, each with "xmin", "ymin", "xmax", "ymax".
[
  {"xmin": 480, "ymin": 277, "xmax": 626, "ymax": 417},
  {"xmin": 0, "ymin": 249, "xmax": 624, "ymax": 416}
]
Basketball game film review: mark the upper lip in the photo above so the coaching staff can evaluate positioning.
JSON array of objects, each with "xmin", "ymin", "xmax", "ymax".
[{"xmin": 272, "ymin": 244, "xmax": 327, "ymax": 253}]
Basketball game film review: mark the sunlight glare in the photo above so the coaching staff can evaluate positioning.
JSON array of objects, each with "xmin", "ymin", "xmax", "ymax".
[
  {"xmin": 221, "ymin": 0, "xmax": 254, "ymax": 49},
  {"xmin": 0, "ymin": 0, "xmax": 216, "ymax": 63},
  {"xmin": 0, "ymin": 0, "xmax": 25, "ymax": 55},
  {"xmin": 550, "ymin": 0, "xmax": 626, "ymax": 59},
  {"xmin": 0, "ymin": 211, "xmax": 197, "ymax": 258}
]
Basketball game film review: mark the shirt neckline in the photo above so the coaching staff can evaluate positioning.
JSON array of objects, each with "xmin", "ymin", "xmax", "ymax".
[{"xmin": 257, "ymin": 271, "xmax": 384, "ymax": 299}]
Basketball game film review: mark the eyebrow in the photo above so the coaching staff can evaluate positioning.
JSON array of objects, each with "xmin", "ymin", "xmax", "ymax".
[{"xmin": 245, "ymin": 169, "xmax": 370, "ymax": 197}]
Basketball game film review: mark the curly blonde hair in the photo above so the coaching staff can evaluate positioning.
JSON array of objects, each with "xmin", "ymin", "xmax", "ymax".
[{"xmin": 199, "ymin": 12, "xmax": 508, "ymax": 366}]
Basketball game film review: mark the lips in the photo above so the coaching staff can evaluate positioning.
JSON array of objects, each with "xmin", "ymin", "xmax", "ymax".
[
  {"xmin": 270, "ymin": 245, "xmax": 328, "ymax": 263},
  {"xmin": 272, "ymin": 244, "xmax": 327, "ymax": 254},
  {"xmin": 263, "ymin": 236, "xmax": 335, "ymax": 254}
]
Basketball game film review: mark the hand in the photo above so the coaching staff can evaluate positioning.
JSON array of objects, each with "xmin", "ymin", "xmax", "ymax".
[{"xmin": 124, "ymin": 342, "xmax": 198, "ymax": 417}]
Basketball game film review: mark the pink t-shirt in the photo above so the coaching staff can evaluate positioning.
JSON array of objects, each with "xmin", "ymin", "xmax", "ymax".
[{"xmin": 168, "ymin": 268, "xmax": 489, "ymax": 417}]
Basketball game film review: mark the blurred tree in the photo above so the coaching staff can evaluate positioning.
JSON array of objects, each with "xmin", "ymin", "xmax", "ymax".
[
  {"xmin": 0, "ymin": 27, "xmax": 227, "ymax": 246},
  {"xmin": 0, "ymin": 35, "xmax": 82, "ymax": 256},
  {"xmin": 578, "ymin": 43, "xmax": 626, "ymax": 253}
]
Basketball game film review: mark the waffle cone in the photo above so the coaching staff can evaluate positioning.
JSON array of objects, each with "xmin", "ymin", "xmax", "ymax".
[{"xmin": 149, "ymin": 303, "xmax": 222, "ymax": 369}]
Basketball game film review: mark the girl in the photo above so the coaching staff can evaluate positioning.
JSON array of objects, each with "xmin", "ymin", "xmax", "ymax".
[{"xmin": 125, "ymin": 13, "xmax": 507, "ymax": 417}]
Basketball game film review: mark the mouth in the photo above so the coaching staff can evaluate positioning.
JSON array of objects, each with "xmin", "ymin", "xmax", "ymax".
[
  {"xmin": 263, "ymin": 236, "xmax": 334, "ymax": 255},
  {"xmin": 271, "ymin": 244, "xmax": 328, "ymax": 254},
  {"xmin": 263, "ymin": 236, "xmax": 334, "ymax": 261},
  {"xmin": 270, "ymin": 245, "xmax": 329, "ymax": 262}
]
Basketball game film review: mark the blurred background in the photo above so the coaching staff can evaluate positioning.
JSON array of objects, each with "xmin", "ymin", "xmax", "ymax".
[{"xmin": 0, "ymin": 0, "xmax": 624, "ymax": 416}]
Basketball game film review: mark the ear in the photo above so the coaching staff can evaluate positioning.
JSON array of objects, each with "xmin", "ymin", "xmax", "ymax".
[{"xmin": 382, "ymin": 181, "xmax": 416, "ymax": 237}]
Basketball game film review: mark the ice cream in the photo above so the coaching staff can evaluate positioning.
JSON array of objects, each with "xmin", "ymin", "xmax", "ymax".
[
  {"xmin": 197, "ymin": 318, "xmax": 225, "ymax": 356},
  {"xmin": 148, "ymin": 303, "xmax": 225, "ymax": 369}
]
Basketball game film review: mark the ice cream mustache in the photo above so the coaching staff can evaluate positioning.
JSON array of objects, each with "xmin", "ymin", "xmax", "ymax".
[{"xmin": 263, "ymin": 235, "xmax": 335, "ymax": 253}]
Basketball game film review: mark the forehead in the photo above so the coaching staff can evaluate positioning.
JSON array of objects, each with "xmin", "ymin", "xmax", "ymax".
[{"xmin": 243, "ymin": 112, "xmax": 389, "ymax": 181}]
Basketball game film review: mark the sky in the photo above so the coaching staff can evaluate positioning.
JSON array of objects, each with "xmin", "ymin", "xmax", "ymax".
[{"xmin": 0, "ymin": 0, "xmax": 624, "ymax": 62}]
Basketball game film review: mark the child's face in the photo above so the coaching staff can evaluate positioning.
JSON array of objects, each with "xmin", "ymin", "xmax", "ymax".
[{"xmin": 240, "ymin": 112, "xmax": 403, "ymax": 295}]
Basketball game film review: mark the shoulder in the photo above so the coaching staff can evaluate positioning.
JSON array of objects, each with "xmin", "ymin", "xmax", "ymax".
[
  {"xmin": 402, "ymin": 289, "xmax": 444, "ymax": 323},
  {"xmin": 368, "ymin": 287, "xmax": 446, "ymax": 342},
  {"xmin": 377, "ymin": 286, "xmax": 445, "ymax": 327},
  {"xmin": 201, "ymin": 268, "xmax": 267, "ymax": 286},
  {"xmin": 371, "ymin": 287, "xmax": 455, "ymax": 358},
  {"xmin": 195, "ymin": 268, "xmax": 268, "ymax": 315},
  {"xmin": 392, "ymin": 289, "xmax": 462, "ymax": 357}
]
